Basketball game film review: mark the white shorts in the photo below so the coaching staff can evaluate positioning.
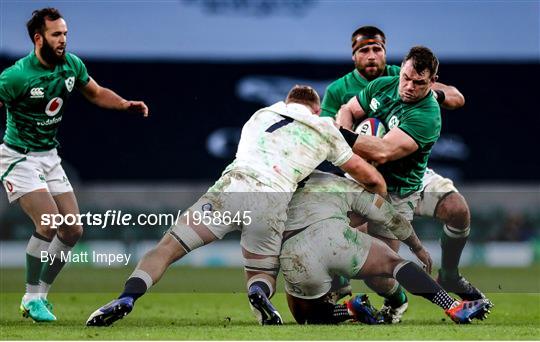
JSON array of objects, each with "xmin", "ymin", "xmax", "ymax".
[
  {"xmin": 0, "ymin": 144, "xmax": 72, "ymax": 203},
  {"xmin": 368, "ymin": 191, "xmax": 421, "ymax": 239},
  {"xmin": 187, "ymin": 171, "xmax": 290, "ymax": 256},
  {"xmin": 280, "ymin": 218, "xmax": 373, "ymax": 300},
  {"xmin": 414, "ymin": 168, "xmax": 459, "ymax": 218}
]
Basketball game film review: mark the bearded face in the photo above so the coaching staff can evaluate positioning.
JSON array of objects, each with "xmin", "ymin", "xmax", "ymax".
[
  {"xmin": 40, "ymin": 36, "xmax": 66, "ymax": 66},
  {"xmin": 352, "ymin": 44, "xmax": 386, "ymax": 81}
]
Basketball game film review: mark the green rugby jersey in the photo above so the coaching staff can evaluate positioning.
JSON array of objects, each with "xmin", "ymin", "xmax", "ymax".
[
  {"xmin": 357, "ymin": 76, "xmax": 441, "ymax": 197},
  {"xmin": 321, "ymin": 65, "xmax": 401, "ymax": 118},
  {"xmin": 0, "ymin": 51, "xmax": 89, "ymax": 151}
]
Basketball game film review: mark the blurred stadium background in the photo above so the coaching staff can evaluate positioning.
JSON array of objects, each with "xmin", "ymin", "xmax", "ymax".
[{"xmin": 1, "ymin": 1, "xmax": 539, "ymax": 271}]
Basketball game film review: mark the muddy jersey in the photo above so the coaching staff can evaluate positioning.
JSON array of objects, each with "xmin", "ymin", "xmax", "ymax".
[
  {"xmin": 285, "ymin": 171, "xmax": 371, "ymax": 231},
  {"xmin": 224, "ymin": 102, "xmax": 353, "ymax": 192}
]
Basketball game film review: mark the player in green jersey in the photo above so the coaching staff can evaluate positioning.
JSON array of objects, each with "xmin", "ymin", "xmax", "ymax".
[
  {"xmin": 322, "ymin": 26, "xmax": 483, "ymax": 323},
  {"xmin": 321, "ymin": 26, "xmax": 464, "ymax": 117},
  {"xmin": 0, "ymin": 8, "xmax": 148, "ymax": 322},
  {"xmin": 336, "ymin": 43, "xmax": 487, "ymax": 322}
]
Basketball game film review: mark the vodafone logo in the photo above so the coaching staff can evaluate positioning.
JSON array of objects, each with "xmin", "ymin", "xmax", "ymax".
[
  {"xmin": 6, "ymin": 181, "xmax": 14, "ymax": 193},
  {"xmin": 45, "ymin": 97, "xmax": 63, "ymax": 116}
]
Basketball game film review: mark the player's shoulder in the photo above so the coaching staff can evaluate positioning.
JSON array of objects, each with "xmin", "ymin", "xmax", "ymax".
[
  {"xmin": 65, "ymin": 52, "xmax": 83, "ymax": 62},
  {"xmin": 367, "ymin": 75, "xmax": 399, "ymax": 92},
  {"xmin": 326, "ymin": 71, "xmax": 355, "ymax": 91},
  {"xmin": 304, "ymin": 170, "xmax": 363, "ymax": 192},
  {"xmin": 373, "ymin": 75, "xmax": 398, "ymax": 86},
  {"xmin": 386, "ymin": 64, "xmax": 401, "ymax": 76},
  {"xmin": 416, "ymin": 92, "xmax": 441, "ymax": 114},
  {"xmin": 64, "ymin": 52, "xmax": 86, "ymax": 68},
  {"xmin": 0, "ymin": 56, "xmax": 32, "ymax": 84},
  {"xmin": 404, "ymin": 94, "xmax": 441, "ymax": 127},
  {"xmin": 312, "ymin": 115, "xmax": 341, "ymax": 135}
]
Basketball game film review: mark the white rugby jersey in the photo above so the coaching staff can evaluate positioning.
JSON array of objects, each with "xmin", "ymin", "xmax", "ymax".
[
  {"xmin": 285, "ymin": 171, "xmax": 370, "ymax": 231},
  {"xmin": 225, "ymin": 101, "xmax": 353, "ymax": 192}
]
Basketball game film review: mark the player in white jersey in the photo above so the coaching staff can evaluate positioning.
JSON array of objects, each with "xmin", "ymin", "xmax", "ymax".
[
  {"xmin": 87, "ymin": 85, "xmax": 387, "ymax": 326},
  {"xmin": 280, "ymin": 171, "xmax": 491, "ymax": 325}
]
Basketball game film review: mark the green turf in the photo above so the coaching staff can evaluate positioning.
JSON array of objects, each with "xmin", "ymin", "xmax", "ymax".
[{"xmin": 1, "ymin": 267, "xmax": 539, "ymax": 340}]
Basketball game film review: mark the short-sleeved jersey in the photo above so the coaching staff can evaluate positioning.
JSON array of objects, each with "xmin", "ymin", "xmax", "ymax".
[
  {"xmin": 321, "ymin": 65, "xmax": 401, "ymax": 118},
  {"xmin": 285, "ymin": 171, "xmax": 370, "ymax": 231},
  {"xmin": 224, "ymin": 102, "xmax": 354, "ymax": 192},
  {"xmin": 357, "ymin": 76, "xmax": 441, "ymax": 196},
  {"xmin": 0, "ymin": 52, "xmax": 90, "ymax": 151}
]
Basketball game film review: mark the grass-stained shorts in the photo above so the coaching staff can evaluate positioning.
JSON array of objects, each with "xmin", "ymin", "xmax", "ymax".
[{"xmin": 280, "ymin": 218, "xmax": 373, "ymax": 299}]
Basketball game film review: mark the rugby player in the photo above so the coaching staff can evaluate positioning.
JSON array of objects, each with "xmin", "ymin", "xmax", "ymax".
[
  {"xmin": 86, "ymin": 85, "xmax": 386, "ymax": 326},
  {"xmin": 0, "ymin": 8, "xmax": 148, "ymax": 322},
  {"xmin": 281, "ymin": 171, "xmax": 491, "ymax": 324},
  {"xmin": 325, "ymin": 29, "xmax": 487, "ymax": 321}
]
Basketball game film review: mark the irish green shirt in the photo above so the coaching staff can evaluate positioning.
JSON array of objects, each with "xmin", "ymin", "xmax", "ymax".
[
  {"xmin": 357, "ymin": 76, "xmax": 441, "ymax": 196},
  {"xmin": 321, "ymin": 65, "xmax": 401, "ymax": 118},
  {"xmin": 0, "ymin": 51, "xmax": 90, "ymax": 151}
]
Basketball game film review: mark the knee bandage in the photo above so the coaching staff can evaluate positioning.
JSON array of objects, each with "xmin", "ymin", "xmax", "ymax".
[
  {"xmin": 443, "ymin": 224, "xmax": 470, "ymax": 238},
  {"xmin": 244, "ymin": 256, "xmax": 280, "ymax": 277},
  {"xmin": 168, "ymin": 222, "xmax": 205, "ymax": 253}
]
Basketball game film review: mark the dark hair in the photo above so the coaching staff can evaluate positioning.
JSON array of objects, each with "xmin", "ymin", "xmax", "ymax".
[
  {"xmin": 285, "ymin": 85, "xmax": 320, "ymax": 109},
  {"xmin": 403, "ymin": 46, "xmax": 439, "ymax": 77},
  {"xmin": 26, "ymin": 8, "xmax": 63, "ymax": 43},
  {"xmin": 351, "ymin": 26, "xmax": 386, "ymax": 42}
]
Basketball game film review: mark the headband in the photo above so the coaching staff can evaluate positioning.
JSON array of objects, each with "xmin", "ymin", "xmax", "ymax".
[{"xmin": 352, "ymin": 34, "xmax": 386, "ymax": 54}]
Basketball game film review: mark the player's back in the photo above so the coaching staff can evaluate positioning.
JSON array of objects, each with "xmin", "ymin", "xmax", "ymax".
[
  {"xmin": 226, "ymin": 102, "xmax": 352, "ymax": 192},
  {"xmin": 286, "ymin": 171, "xmax": 367, "ymax": 231}
]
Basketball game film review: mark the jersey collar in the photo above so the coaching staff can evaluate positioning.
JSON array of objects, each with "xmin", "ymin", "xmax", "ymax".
[
  {"xmin": 285, "ymin": 102, "xmax": 314, "ymax": 116},
  {"xmin": 268, "ymin": 101, "xmax": 314, "ymax": 117}
]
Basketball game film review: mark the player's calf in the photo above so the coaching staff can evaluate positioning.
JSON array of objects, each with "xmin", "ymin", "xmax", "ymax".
[
  {"xmin": 362, "ymin": 237, "xmax": 408, "ymax": 323},
  {"xmin": 244, "ymin": 253, "xmax": 282, "ymax": 325},
  {"xmin": 436, "ymin": 193, "xmax": 470, "ymax": 280},
  {"xmin": 435, "ymin": 193, "xmax": 487, "ymax": 301}
]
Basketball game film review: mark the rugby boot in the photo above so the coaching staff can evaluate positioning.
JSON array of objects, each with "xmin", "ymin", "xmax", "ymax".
[
  {"xmin": 20, "ymin": 297, "xmax": 56, "ymax": 322},
  {"xmin": 248, "ymin": 285, "xmax": 283, "ymax": 325},
  {"xmin": 86, "ymin": 296, "xmax": 134, "ymax": 326},
  {"xmin": 345, "ymin": 294, "xmax": 384, "ymax": 325},
  {"xmin": 42, "ymin": 298, "xmax": 54, "ymax": 313},
  {"xmin": 437, "ymin": 271, "xmax": 489, "ymax": 301},
  {"xmin": 380, "ymin": 294, "xmax": 409, "ymax": 324},
  {"xmin": 445, "ymin": 299, "xmax": 491, "ymax": 324}
]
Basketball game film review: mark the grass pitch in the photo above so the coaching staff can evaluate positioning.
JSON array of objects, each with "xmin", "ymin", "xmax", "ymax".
[{"xmin": 1, "ymin": 266, "xmax": 539, "ymax": 340}]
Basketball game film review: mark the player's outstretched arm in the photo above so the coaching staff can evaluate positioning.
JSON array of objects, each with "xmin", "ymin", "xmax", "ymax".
[
  {"xmin": 432, "ymin": 81, "xmax": 465, "ymax": 110},
  {"xmin": 340, "ymin": 154, "xmax": 387, "ymax": 196},
  {"xmin": 336, "ymin": 96, "xmax": 365, "ymax": 129},
  {"xmin": 79, "ymin": 77, "xmax": 149, "ymax": 117},
  {"xmin": 352, "ymin": 127, "xmax": 418, "ymax": 165}
]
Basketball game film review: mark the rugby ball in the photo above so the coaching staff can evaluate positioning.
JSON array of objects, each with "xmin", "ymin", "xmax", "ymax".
[{"xmin": 354, "ymin": 118, "xmax": 386, "ymax": 138}]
